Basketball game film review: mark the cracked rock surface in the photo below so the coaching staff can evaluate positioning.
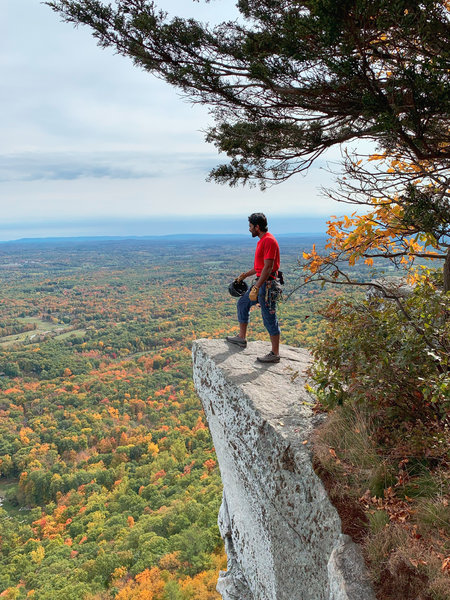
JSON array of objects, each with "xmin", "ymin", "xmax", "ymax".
[{"xmin": 192, "ymin": 339, "xmax": 375, "ymax": 600}]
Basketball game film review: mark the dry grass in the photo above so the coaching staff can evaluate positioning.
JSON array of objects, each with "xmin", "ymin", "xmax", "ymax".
[
  {"xmin": 416, "ymin": 496, "xmax": 450, "ymax": 541},
  {"xmin": 366, "ymin": 525, "xmax": 450, "ymax": 600},
  {"xmin": 312, "ymin": 403, "xmax": 450, "ymax": 600}
]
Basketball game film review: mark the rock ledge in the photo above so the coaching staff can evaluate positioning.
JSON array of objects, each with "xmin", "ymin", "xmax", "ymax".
[{"xmin": 192, "ymin": 339, "xmax": 375, "ymax": 600}]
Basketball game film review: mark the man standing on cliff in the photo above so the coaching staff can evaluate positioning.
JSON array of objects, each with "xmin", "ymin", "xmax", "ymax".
[{"xmin": 226, "ymin": 213, "xmax": 281, "ymax": 363}]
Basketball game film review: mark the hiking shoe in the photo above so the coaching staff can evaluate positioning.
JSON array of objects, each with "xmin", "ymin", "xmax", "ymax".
[
  {"xmin": 257, "ymin": 351, "xmax": 280, "ymax": 363},
  {"xmin": 226, "ymin": 335, "xmax": 247, "ymax": 348}
]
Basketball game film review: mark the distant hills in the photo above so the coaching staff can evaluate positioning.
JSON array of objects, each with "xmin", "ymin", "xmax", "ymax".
[{"xmin": 1, "ymin": 233, "xmax": 327, "ymax": 245}]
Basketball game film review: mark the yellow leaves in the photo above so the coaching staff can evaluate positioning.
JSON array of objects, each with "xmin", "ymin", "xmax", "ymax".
[
  {"xmin": 30, "ymin": 545, "xmax": 45, "ymax": 564},
  {"xmin": 1, "ymin": 587, "xmax": 22, "ymax": 600},
  {"xmin": 112, "ymin": 567, "xmax": 128, "ymax": 581},
  {"xmin": 179, "ymin": 568, "xmax": 219, "ymax": 598},
  {"xmin": 147, "ymin": 442, "xmax": 159, "ymax": 457},
  {"xmin": 301, "ymin": 152, "xmax": 446, "ymax": 282},
  {"xmin": 107, "ymin": 406, "xmax": 120, "ymax": 418},
  {"xmin": 407, "ymin": 270, "xmax": 421, "ymax": 285},
  {"xmin": 344, "ymin": 214, "xmax": 354, "ymax": 228},
  {"xmin": 115, "ymin": 567, "xmax": 165, "ymax": 600},
  {"xmin": 406, "ymin": 239, "xmax": 424, "ymax": 253},
  {"xmin": 19, "ymin": 428, "xmax": 33, "ymax": 445},
  {"xmin": 370, "ymin": 34, "xmax": 388, "ymax": 44},
  {"xmin": 303, "ymin": 243, "xmax": 327, "ymax": 275},
  {"xmin": 302, "ymin": 188, "xmax": 441, "ymax": 279}
]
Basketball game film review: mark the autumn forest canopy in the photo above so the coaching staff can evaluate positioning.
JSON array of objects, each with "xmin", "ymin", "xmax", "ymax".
[
  {"xmin": 0, "ymin": 236, "xmax": 342, "ymax": 600},
  {"xmin": 1, "ymin": 0, "xmax": 449, "ymax": 598}
]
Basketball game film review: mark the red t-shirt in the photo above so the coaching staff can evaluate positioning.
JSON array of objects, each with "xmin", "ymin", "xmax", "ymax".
[{"xmin": 254, "ymin": 232, "xmax": 280, "ymax": 277}]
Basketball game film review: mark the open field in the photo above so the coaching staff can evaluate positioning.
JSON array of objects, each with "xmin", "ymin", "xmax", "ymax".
[{"xmin": 0, "ymin": 317, "xmax": 85, "ymax": 347}]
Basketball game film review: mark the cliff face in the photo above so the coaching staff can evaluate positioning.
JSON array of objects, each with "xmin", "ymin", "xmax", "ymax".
[{"xmin": 192, "ymin": 339, "xmax": 375, "ymax": 600}]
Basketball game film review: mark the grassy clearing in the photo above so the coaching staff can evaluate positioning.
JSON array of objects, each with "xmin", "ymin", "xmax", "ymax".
[
  {"xmin": 0, "ymin": 317, "xmax": 61, "ymax": 347},
  {"xmin": 0, "ymin": 479, "xmax": 24, "ymax": 518},
  {"xmin": 19, "ymin": 317, "xmax": 61, "ymax": 331},
  {"xmin": 0, "ymin": 317, "xmax": 85, "ymax": 347},
  {"xmin": 55, "ymin": 329, "xmax": 86, "ymax": 340},
  {"xmin": 312, "ymin": 404, "xmax": 450, "ymax": 600}
]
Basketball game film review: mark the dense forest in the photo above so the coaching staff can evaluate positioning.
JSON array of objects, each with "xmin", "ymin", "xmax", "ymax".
[
  {"xmin": 0, "ymin": 235, "xmax": 364, "ymax": 600},
  {"xmin": 1, "ymin": 234, "xmax": 448, "ymax": 599}
]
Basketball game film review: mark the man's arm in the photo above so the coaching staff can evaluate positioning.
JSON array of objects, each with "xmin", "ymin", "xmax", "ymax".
[{"xmin": 237, "ymin": 268, "xmax": 256, "ymax": 281}]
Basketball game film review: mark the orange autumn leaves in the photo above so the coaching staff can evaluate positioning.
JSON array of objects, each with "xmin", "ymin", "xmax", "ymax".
[
  {"xmin": 302, "ymin": 156, "xmax": 445, "ymax": 281},
  {"xmin": 109, "ymin": 550, "xmax": 226, "ymax": 600},
  {"xmin": 115, "ymin": 567, "xmax": 165, "ymax": 600},
  {"xmin": 303, "ymin": 201, "xmax": 421, "ymax": 272}
]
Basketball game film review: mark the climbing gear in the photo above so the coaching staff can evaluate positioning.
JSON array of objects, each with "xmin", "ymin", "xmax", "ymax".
[
  {"xmin": 228, "ymin": 279, "xmax": 249, "ymax": 297},
  {"xmin": 249, "ymin": 285, "xmax": 259, "ymax": 301},
  {"xmin": 267, "ymin": 270, "xmax": 283, "ymax": 283},
  {"xmin": 257, "ymin": 351, "xmax": 281, "ymax": 363},
  {"xmin": 226, "ymin": 335, "xmax": 247, "ymax": 348},
  {"xmin": 265, "ymin": 279, "xmax": 283, "ymax": 307}
]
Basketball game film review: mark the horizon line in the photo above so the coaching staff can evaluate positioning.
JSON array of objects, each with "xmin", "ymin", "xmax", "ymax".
[{"xmin": 1, "ymin": 231, "xmax": 328, "ymax": 244}]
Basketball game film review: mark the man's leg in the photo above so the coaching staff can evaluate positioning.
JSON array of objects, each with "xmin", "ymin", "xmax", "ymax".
[
  {"xmin": 258, "ymin": 283, "xmax": 281, "ymax": 361},
  {"xmin": 270, "ymin": 334, "xmax": 280, "ymax": 355},
  {"xmin": 226, "ymin": 289, "xmax": 254, "ymax": 347},
  {"xmin": 239, "ymin": 322, "xmax": 248, "ymax": 339}
]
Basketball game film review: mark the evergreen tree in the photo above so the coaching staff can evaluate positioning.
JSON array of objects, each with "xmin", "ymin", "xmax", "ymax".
[{"xmin": 47, "ymin": 0, "xmax": 450, "ymax": 285}]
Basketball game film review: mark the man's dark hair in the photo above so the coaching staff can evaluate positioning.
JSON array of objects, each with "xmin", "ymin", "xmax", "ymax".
[{"xmin": 248, "ymin": 213, "xmax": 268, "ymax": 232}]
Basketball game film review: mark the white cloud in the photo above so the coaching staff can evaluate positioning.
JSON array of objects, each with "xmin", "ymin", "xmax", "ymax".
[{"xmin": 1, "ymin": 0, "xmax": 348, "ymax": 237}]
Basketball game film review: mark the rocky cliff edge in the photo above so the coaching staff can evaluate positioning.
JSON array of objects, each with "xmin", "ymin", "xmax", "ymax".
[{"xmin": 192, "ymin": 339, "xmax": 376, "ymax": 600}]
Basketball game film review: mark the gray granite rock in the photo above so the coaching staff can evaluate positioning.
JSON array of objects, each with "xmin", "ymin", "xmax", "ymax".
[
  {"xmin": 192, "ymin": 339, "xmax": 376, "ymax": 600},
  {"xmin": 328, "ymin": 535, "xmax": 376, "ymax": 600}
]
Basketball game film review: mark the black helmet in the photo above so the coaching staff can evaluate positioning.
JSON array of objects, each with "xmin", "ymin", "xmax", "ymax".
[{"xmin": 228, "ymin": 279, "xmax": 248, "ymax": 297}]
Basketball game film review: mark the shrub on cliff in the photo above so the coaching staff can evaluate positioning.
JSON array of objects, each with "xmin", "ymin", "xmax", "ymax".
[
  {"xmin": 311, "ymin": 271, "xmax": 449, "ymax": 455},
  {"xmin": 311, "ymin": 270, "xmax": 449, "ymax": 599}
]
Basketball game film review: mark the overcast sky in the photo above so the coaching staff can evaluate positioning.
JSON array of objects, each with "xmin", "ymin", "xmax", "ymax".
[{"xmin": 1, "ymin": 0, "xmax": 345, "ymax": 240}]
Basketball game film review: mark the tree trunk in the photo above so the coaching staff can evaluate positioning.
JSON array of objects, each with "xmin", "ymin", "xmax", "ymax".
[{"xmin": 444, "ymin": 247, "xmax": 450, "ymax": 293}]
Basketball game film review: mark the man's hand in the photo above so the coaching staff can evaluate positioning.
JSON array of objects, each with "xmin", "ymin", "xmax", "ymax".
[
  {"xmin": 249, "ymin": 285, "xmax": 259, "ymax": 301},
  {"xmin": 236, "ymin": 272, "xmax": 247, "ymax": 282}
]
